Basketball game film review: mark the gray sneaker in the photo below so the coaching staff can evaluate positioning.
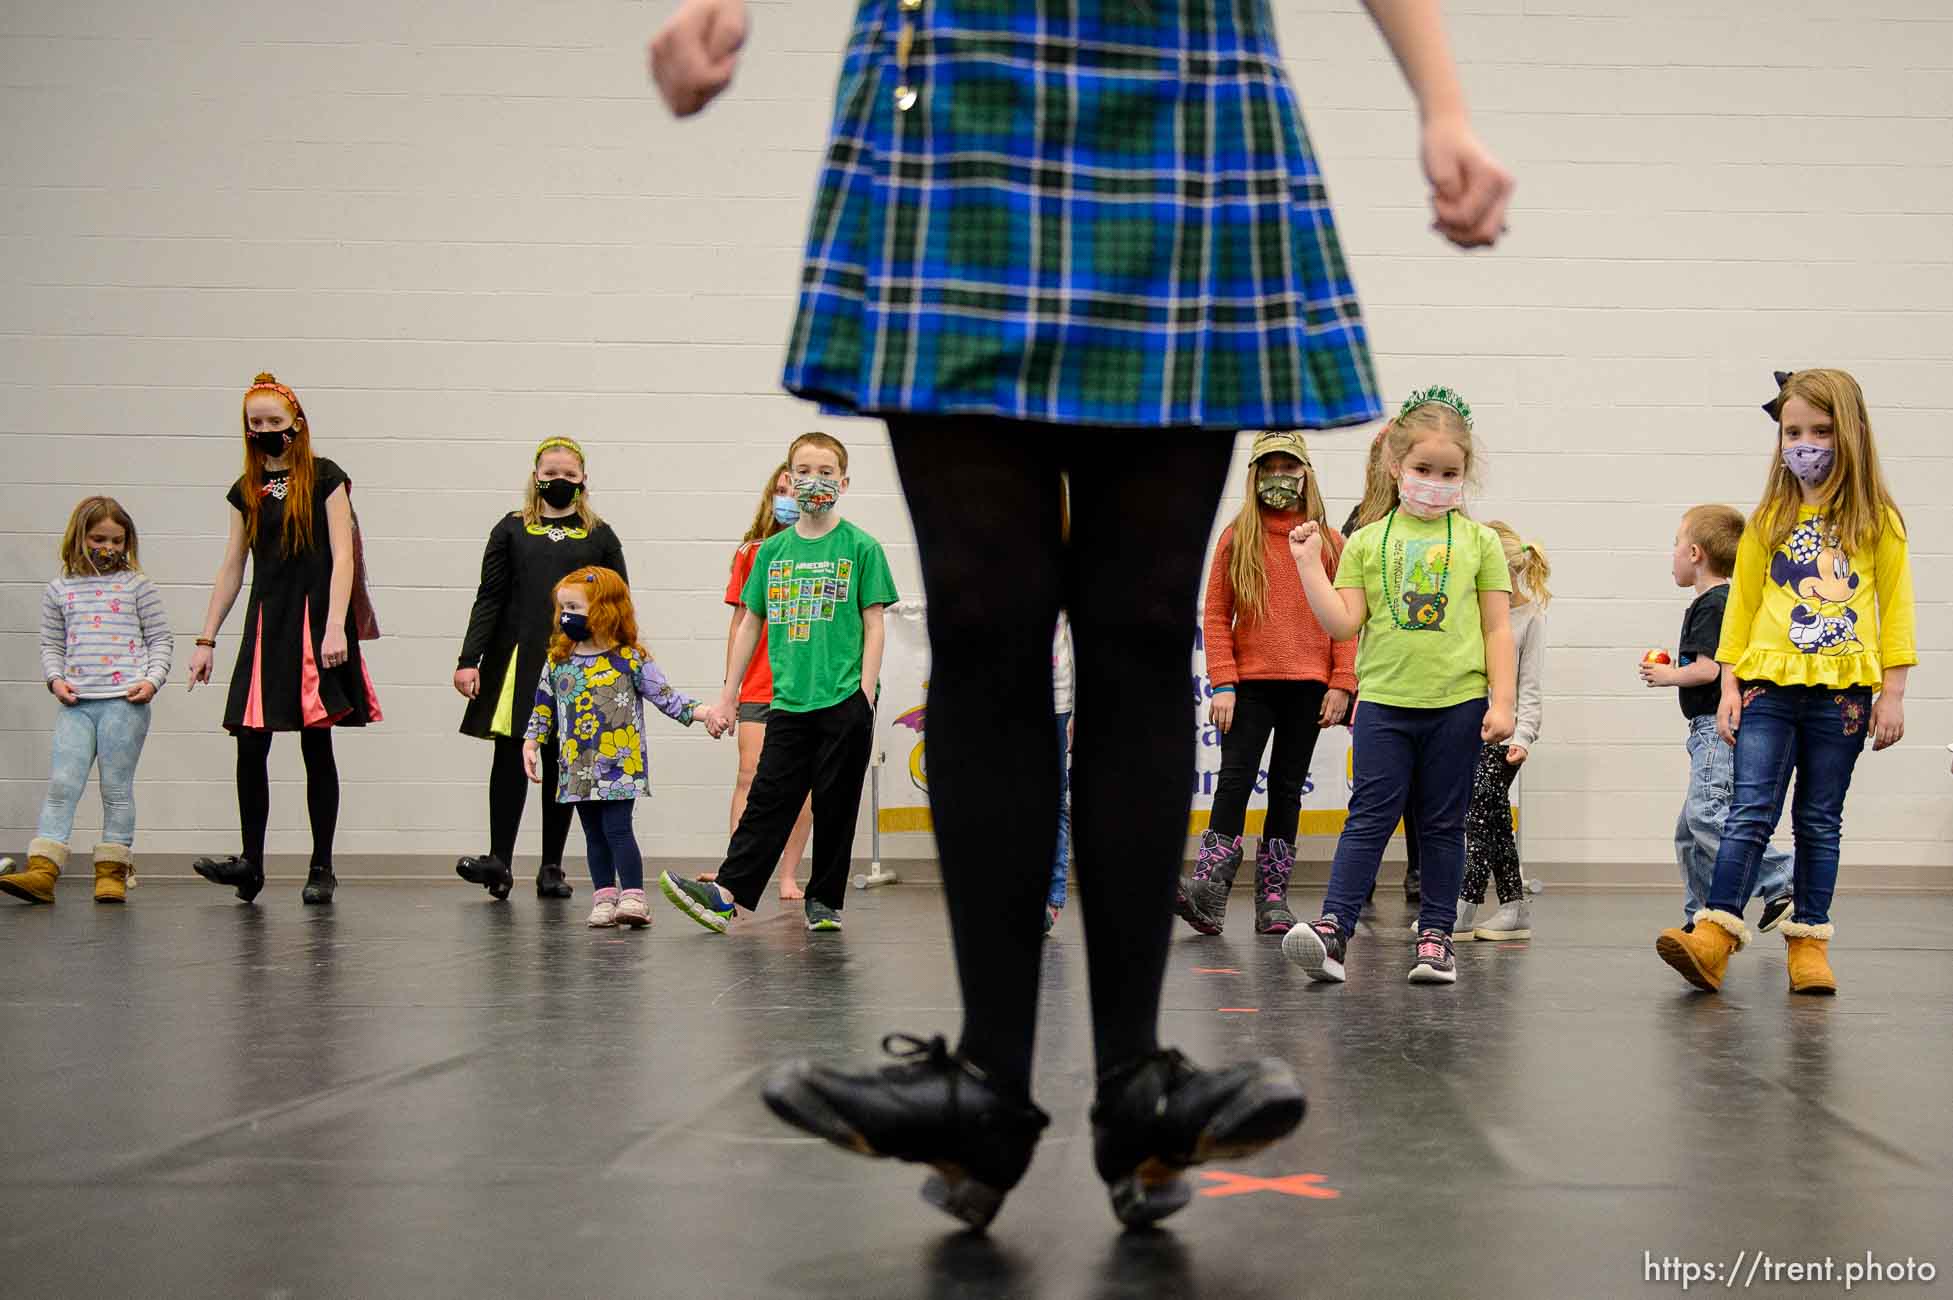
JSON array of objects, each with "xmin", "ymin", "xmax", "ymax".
[
  {"xmin": 1452, "ymin": 898, "xmax": 1480, "ymax": 940},
  {"xmin": 805, "ymin": 900, "xmax": 843, "ymax": 932},
  {"xmin": 1472, "ymin": 898, "xmax": 1533, "ymax": 941}
]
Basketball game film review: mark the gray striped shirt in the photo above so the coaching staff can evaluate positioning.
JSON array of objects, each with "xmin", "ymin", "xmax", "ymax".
[{"xmin": 41, "ymin": 572, "xmax": 174, "ymax": 696}]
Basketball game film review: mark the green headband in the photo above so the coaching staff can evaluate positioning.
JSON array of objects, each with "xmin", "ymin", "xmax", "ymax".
[
  {"xmin": 1398, "ymin": 385, "xmax": 1473, "ymax": 432},
  {"xmin": 535, "ymin": 436, "xmax": 585, "ymax": 465}
]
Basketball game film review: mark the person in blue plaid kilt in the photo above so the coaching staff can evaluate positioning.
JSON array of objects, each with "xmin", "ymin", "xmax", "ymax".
[{"xmin": 652, "ymin": 0, "xmax": 1512, "ymax": 1231}]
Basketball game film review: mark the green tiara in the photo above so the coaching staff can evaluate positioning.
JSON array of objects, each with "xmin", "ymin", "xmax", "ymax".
[{"xmin": 1398, "ymin": 385, "xmax": 1473, "ymax": 431}]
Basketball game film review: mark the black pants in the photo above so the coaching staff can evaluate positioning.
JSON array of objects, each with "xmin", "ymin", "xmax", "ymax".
[
  {"xmin": 236, "ymin": 728, "xmax": 338, "ymax": 868},
  {"xmin": 714, "ymin": 693, "xmax": 875, "ymax": 913},
  {"xmin": 1460, "ymin": 742, "xmax": 1523, "ymax": 905},
  {"xmin": 1209, "ymin": 680, "xmax": 1329, "ymax": 844},
  {"xmin": 488, "ymin": 737, "xmax": 571, "ymax": 867},
  {"xmin": 888, "ymin": 416, "xmax": 1234, "ymax": 1096}
]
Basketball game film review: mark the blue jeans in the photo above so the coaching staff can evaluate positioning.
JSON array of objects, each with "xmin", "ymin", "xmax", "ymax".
[
  {"xmin": 1321, "ymin": 698, "xmax": 1486, "ymax": 938},
  {"xmin": 1705, "ymin": 683, "xmax": 1871, "ymax": 926},
  {"xmin": 38, "ymin": 697, "xmax": 153, "ymax": 847},
  {"xmin": 1676, "ymin": 715, "xmax": 1790, "ymax": 923},
  {"xmin": 575, "ymin": 799, "xmax": 643, "ymax": 892},
  {"xmin": 1049, "ymin": 711, "xmax": 1071, "ymax": 909}
]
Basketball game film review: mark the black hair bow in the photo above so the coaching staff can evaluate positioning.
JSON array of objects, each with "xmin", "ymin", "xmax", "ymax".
[{"xmin": 1762, "ymin": 370, "xmax": 1793, "ymax": 420}]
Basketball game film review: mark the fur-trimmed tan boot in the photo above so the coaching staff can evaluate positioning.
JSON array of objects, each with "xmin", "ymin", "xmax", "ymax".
[
  {"xmin": 93, "ymin": 842, "xmax": 133, "ymax": 904},
  {"xmin": 1781, "ymin": 920, "xmax": 1837, "ymax": 996},
  {"xmin": 0, "ymin": 838, "xmax": 67, "ymax": 905},
  {"xmin": 1655, "ymin": 908, "xmax": 1749, "ymax": 992}
]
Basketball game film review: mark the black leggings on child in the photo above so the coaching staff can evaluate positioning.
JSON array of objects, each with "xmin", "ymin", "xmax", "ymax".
[
  {"xmin": 236, "ymin": 728, "xmax": 338, "ymax": 868},
  {"xmin": 887, "ymin": 416, "xmax": 1233, "ymax": 1098},
  {"xmin": 488, "ymin": 737, "xmax": 572, "ymax": 867}
]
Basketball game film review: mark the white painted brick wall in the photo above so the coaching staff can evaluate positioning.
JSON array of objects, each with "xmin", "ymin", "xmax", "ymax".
[{"xmin": 1, "ymin": 0, "xmax": 1947, "ymax": 870}]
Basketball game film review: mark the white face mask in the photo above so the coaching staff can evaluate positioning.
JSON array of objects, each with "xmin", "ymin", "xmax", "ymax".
[{"xmin": 1399, "ymin": 473, "xmax": 1463, "ymax": 519}]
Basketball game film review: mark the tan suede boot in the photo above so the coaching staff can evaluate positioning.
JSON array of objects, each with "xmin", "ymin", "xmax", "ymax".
[
  {"xmin": 0, "ymin": 838, "xmax": 67, "ymax": 905},
  {"xmin": 1655, "ymin": 908, "xmax": 1749, "ymax": 992},
  {"xmin": 1781, "ymin": 920, "xmax": 1837, "ymax": 996},
  {"xmin": 93, "ymin": 842, "xmax": 133, "ymax": 904}
]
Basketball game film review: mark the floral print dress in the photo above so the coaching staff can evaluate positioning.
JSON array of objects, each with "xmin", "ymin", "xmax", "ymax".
[{"xmin": 523, "ymin": 647, "xmax": 699, "ymax": 802}]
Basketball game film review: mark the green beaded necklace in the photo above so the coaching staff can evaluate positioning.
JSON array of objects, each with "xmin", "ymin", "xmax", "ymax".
[{"xmin": 1381, "ymin": 507, "xmax": 1452, "ymax": 631}]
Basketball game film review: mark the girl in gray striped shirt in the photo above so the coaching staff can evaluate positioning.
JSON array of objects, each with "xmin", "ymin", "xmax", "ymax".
[{"xmin": 2, "ymin": 498, "xmax": 172, "ymax": 906}]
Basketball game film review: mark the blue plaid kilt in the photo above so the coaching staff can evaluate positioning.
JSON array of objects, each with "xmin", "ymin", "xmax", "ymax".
[{"xmin": 782, "ymin": 0, "xmax": 1382, "ymax": 431}]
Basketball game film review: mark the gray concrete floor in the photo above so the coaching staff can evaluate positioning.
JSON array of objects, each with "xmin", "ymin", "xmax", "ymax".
[{"xmin": 2, "ymin": 881, "xmax": 1949, "ymax": 1298}]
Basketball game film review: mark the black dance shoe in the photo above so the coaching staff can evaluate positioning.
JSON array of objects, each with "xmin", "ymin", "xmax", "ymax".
[
  {"xmin": 301, "ymin": 866, "xmax": 337, "ymax": 905},
  {"xmin": 456, "ymin": 854, "xmax": 514, "ymax": 901},
  {"xmin": 761, "ymin": 1034, "xmax": 1050, "ymax": 1231},
  {"xmin": 1091, "ymin": 1048, "xmax": 1306, "ymax": 1228},
  {"xmin": 536, "ymin": 863, "xmax": 573, "ymax": 898},
  {"xmin": 192, "ymin": 855, "xmax": 264, "ymax": 903},
  {"xmin": 1403, "ymin": 864, "xmax": 1422, "ymax": 903}
]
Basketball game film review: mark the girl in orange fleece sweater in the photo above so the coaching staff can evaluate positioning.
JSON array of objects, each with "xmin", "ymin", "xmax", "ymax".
[{"xmin": 1179, "ymin": 431, "xmax": 1358, "ymax": 936}]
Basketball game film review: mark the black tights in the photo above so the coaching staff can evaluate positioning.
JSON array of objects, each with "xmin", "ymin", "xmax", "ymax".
[
  {"xmin": 489, "ymin": 737, "xmax": 571, "ymax": 867},
  {"xmin": 237, "ymin": 728, "xmax": 339, "ymax": 869},
  {"xmin": 888, "ymin": 416, "xmax": 1233, "ymax": 1097}
]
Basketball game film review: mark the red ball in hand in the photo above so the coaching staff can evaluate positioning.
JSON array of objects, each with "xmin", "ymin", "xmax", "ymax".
[{"xmin": 1642, "ymin": 649, "xmax": 1672, "ymax": 665}]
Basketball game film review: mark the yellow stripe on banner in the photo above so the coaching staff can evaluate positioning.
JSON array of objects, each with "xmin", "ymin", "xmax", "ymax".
[{"xmin": 882, "ymin": 807, "xmax": 1519, "ymax": 836}]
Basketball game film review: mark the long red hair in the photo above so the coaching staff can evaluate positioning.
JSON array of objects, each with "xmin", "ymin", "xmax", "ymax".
[
  {"xmin": 548, "ymin": 566, "xmax": 642, "ymax": 663},
  {"xmin": 239, "ymin": 372, "xmax": 319, "ymax": 554}
]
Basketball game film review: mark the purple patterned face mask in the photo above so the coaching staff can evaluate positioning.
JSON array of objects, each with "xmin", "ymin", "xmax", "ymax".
[{"xmin": 1781, "ymin": 443, "xmax": 1834, "ymax": 486}]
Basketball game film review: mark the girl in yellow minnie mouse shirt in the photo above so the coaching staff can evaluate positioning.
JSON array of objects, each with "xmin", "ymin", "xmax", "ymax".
[
  {"xmin": 1656, "ymin": 369, "xmax": 1914, "ymax": 997},
  {"xmin": 525, "ymin": 567, "xmax": 727, "ymax": 928}
]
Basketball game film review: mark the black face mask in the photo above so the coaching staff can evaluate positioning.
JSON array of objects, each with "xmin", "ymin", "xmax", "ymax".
[
  {"xmin": 536, "ymin": 477, "xmax": 583, "ymax": 509},
  {"xmin": 250, "ymin": 429, "xmax": 291, "ymax": 457},
  {"xmin": 559, "ymin": 612, "xmax": 590, "ymax": 642}
]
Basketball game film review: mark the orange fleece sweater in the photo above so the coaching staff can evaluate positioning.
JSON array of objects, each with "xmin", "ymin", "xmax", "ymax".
[{"xmin": 1203, "ymin": 514, "xmax": 1358, "ymax": 692}]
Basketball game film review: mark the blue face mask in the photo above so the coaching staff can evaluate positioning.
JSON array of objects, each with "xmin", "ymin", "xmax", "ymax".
[
  {"xmin": 772, "ymin": 493, "xmax": 801, "ymax": 526},
  {"xmin": 559, "ymin": 612, "xmax": 590, "ymax": 643}
]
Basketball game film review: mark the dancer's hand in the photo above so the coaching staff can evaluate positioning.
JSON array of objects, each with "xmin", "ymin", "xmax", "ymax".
[
  {"xmin": 1209, "ymin": 691, "xmax": 1236, "ymax": 734},
  {"xmin": 1288, "ymin": 521, "xmax": 1324, "ymax": 565},
  {"xmin": 1505, "ymin": 744, "xmax": 1528, "ymax": 767},
  {"xmin": 187, "ymin": 645, "xmax": 213, "ymax": 689},
  {"xmin": 454, "ymin": 668, "xmax": 480, "ymax": 699},
  {"xmin": 650, "ymin": 0, "xmax": 748, "ymax": 117},
  {"xmin": 49, "ymin": 678, "xmax": 79, "ymax": 706},
  {"xmin": 522, "ymin": 740, "xmax": 542, "ymax": 784},
  {"xmin": 1638, "ymin": 661, "xmax": 1678, "ymax": 688},
  {"xmin": 321, "ymin": 625, "xmax": 349, "ymax": 670},
  {"xmin": 1320, "ymin": 688, "xmax": 1350, "ymax": 728},
  {"xmin": 1481, "ymin": 704, "xmax": 1514, "ymax": 744},
  {"xmin": 1422, "ymin": 113, "xmax": 1513, "ymax": 249},
  {"xmin": 1870, "ymin": 693, "xmax": 1904, "ymax": 751},
  {"xmin": 125, "ymin": 680, "xmax": 157, "ymax": 704},
  {"xmin": 1716, "ymin": 686, "xmax": 1743, "ymax": 747}
]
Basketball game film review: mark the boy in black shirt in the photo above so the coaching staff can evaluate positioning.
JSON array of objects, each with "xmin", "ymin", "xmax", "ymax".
[{"xmin": 1641, "ymin": 506, "xmax": 1792, "ymax": 930}]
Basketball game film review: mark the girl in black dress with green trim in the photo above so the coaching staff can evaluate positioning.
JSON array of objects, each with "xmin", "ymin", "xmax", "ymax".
[
  {"xmin": 453, "ymin": 437, "xmax": 627, "ymax": 900},
  {"xmin": 187, "ymin": 374, "xmax": 382, "ymax": 905}
]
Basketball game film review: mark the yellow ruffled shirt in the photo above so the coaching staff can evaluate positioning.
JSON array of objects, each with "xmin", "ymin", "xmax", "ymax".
[{"xmin": 1717, "ymin": 506, "xmax": 1915, "ymax": 689}]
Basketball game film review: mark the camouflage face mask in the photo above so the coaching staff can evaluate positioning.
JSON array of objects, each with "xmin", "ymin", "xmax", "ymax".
[{"xmin": 1256, "ymin": 474, "xmax": 1302, "ymax": 511}]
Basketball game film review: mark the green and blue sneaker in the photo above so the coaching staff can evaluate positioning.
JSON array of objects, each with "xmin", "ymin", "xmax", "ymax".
[
  {"xmin": 805, "ymin": 900, "xmax": 843, "ymax": 932},
  {"xmin": 659, "ymin": 871, "xmax": 735, "ymax": 933}
]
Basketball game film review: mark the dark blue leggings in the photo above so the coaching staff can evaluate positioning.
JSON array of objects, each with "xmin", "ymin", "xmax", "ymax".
[{"xmin": 575, "ymin": 799, "xmax": 642, "ymax": 891}]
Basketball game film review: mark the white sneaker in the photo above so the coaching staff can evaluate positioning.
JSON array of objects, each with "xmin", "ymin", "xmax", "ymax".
[
  {"xmin": 1473, "ymin": 899, "xmax": 1532, "ymax": 941},
  {"xmin": 615, "ymin": 894, "xmax": 651, "ymax": 928},
  {"xmin": 588, "ymin": 898, "xmax": 618, "ymax": 928},
  {"xmin": 1452, "ymin": 898, "xmax": 1480, "ymax": 940}
]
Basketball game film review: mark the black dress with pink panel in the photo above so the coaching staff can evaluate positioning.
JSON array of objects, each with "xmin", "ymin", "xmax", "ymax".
[{"xmin": 222, "ymin": 458, "xmax": 382, "ymax": 733}]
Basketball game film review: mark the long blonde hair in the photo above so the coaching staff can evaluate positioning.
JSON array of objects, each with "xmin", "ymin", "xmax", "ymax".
[
  {"xmin": 521, "ymin": 438, "xmax": 603, "ymax": 531},
  {"xmin": 1225, "ymin": 444, "xmax": 1333, "ymax": 621},
  {"xmin": 1487, "ymin": 520, "xmax": 1551, "ymax": 609},
  {"xmin": 1753, "ymin": 369, "xmax": 1904, "ymax": 557},
  {"xmin": 1349, "ymin": 420, "xmax": 1399, "ymax": 530},
  {"xmin": 60, "ymin": 496, "xmax": 141, "ymax": 577}
]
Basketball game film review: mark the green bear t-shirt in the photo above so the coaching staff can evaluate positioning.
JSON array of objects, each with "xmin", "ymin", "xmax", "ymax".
[
  {"xmin": 742, "ymin": 519, "xmax": 899, "ymax": 713},
  {"xmin": 1333, "ymin": 510, "xmax": 1511, "ymax": 708}
]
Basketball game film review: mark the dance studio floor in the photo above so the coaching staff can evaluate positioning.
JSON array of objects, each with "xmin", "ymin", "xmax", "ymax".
[{"xmin": 3, "ymin": 882, "xmax": 1948, "ymax": 1298}]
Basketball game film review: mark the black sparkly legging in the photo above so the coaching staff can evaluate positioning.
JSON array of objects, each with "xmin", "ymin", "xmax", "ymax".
[
  {"xmin": 237, "ymin": 728, "xmax": 339, "ymax": 869},
  {"xmin": 887, "ymin": 416, "xmax": 1233, "ymax": 1097},
  {"xmin": 1460, "ymin": 742, "xmax": 1523, "ymax": 905},
  {"xmin": 489, "ymin": 737, "xmax": 572, "ymax": 867}
]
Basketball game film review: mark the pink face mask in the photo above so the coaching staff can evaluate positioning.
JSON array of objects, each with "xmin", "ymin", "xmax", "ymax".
[{"xmin": 1400, "ymin": 473, "xmax": 1463, "ymax": 518}]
